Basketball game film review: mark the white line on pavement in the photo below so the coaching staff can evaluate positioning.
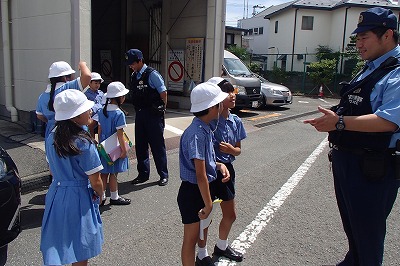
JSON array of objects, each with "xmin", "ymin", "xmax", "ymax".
[
  {"xmin": 216, "ymin": 137, "xmax": 329, "ymax": 265},
  {"xmin": 165, "ymin": 124, "xmax": 184, "ymax": 135}
]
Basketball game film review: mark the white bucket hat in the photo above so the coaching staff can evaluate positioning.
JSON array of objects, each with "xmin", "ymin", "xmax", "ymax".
[
  {"xmin": 91, "ymin": 72, "xmax": 104, "ymax": 83},
  {"xmin": 48, "ymin": 61, "xmax": 76, "ymax": 78},
  {"xmin": 190, "ymin": 82, "xmax": 228, "ymax": 113},
  {"xmin": 207, "ymin": 77, "xmax": 227, "ymax": 86},
  {"xmin": 54, "ymin": 90, "xmax": 94, "ymax": 121},
  {"xmin": 105, "ymin": 81, "xmax": 129, "ymax": 98}
]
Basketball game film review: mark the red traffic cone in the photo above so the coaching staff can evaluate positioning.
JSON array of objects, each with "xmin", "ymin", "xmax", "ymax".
[{"xmin": 318, "ymin": 85, "xmax": 324, "ymax": 97}]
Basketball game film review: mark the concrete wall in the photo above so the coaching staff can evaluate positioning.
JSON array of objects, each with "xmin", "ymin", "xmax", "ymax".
[{"xmin": 0, "ymin": 0, "xmax": 91, "ymax": 115}]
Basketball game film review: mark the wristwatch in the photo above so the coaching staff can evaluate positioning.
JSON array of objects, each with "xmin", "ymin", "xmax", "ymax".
[{"xmin": 335, "ymin": 115, "xmax": 345, "ymax": 131}]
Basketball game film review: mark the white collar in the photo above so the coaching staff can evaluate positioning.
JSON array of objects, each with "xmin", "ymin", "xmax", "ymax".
[
  {"xmin": 45, "ymin": 82, "xmax": 65, "ymax": 93},
  {"xmin": 106, "ymin": 104, "xmax": 120, "ymax": 111}
]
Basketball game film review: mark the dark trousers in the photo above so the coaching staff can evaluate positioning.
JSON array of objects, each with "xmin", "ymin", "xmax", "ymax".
[
  {"xmin": 0, "ymin": 245, "xmax": 7, "ymax": 266},
  {"xmin": 134, "ymin": 108, "xmax": 168, "ymax": 179},
  {"xmin": 332, "ymin": 149, "xmax": 399, "ymax": 266}
]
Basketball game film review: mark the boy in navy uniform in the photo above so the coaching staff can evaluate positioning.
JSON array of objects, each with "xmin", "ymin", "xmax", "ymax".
[
  {"xmin": 305, "ymin": 7, "xmax": 400, "ymax": 265},
  {"xmin": 177, "ymin": 82, "xmax": 230, "ymax": 266}
]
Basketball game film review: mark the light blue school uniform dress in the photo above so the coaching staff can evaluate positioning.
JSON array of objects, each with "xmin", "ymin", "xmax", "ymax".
[
  {"xmin": 41, "ymin": 129, "xmax": 104, "ymax": 265},
  {"xmin": 179, "ymin": 117, "xmax": 217, "ymax": 184},
  {"xmin": 98, "ymin": 104, "xmax": 129, "ymax": 173},
  {"xmin": 210, "ymin": 113, "xmax": 247, "ymax": 163},
  {"xmin": 84, "ymin": 89, "xmax": 104, "ymax": 122},
  {"xmin": 36, "ymin": 79, "xmax": 84, "ymax": 139}
]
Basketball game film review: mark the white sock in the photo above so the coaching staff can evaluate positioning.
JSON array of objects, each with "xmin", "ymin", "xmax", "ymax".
[
  {"xmin": 102, "ymin": 191, "xmax": 106, "ymax": 199},
  {"xmin": 217, "ymin": 239, "xmax": 228, "ymax": 250},
  {"xmin": 110, "ymin": 190, "xmax": 119, "ymax": 200},
  {"xmin": 197, "ymin": 245, "xmax": 209, "ymax": 260}
]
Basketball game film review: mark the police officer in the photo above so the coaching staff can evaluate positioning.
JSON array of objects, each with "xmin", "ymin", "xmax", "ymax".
[
  {"xmin": 305, "ymin": 7, "xmax": 400, "ymax": 265},
  {"xmin": 126, "ymin": 49, "xmax": 169, "ymax": 186}
]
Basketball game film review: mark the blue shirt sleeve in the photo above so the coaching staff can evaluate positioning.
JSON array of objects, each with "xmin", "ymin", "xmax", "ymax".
[
  {"xmin": 75, "ymin": 138, "xmax": 103, "ymax": 175},
  {"xmin": 149, "ymin": 71, "xmax": 167, "ymax": 93}
]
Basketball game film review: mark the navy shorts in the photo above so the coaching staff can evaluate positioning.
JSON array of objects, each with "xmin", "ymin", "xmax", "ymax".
[
  {"xmin": 214, "ymin": 162, "xmax": 236, "ymax": 201},
  {"xmin": 177, "ymin": 180, "xmax": 218, "ymax": 224}
]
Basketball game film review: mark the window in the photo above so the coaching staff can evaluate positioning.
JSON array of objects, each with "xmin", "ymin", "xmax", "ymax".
[
  {"xmin": 274, "ymin": 21, "xmax": 278, "ymax": 33},
  {"xmin": 225, "ymin": 34, "xmax": 234, "ymax": 45},
  {"xmin": 248, "ymin": 29, "xmax": 253, "ymax": 35},
  {"xmin": 254, "ymin": 28, "xmax": 259, "ymax": 35},
  {"xmin": 301, "ymin": 16, "xmax": 314, "ymax": 30},
  {"xmin": 259, "ymin": 27, "xmax": 263, "ymax": 35}
]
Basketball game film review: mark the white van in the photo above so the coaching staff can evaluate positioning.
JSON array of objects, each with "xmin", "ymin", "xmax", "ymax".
[{"xmin": 222, "ymin": 50, "xmax": 262, "ymax": 109}]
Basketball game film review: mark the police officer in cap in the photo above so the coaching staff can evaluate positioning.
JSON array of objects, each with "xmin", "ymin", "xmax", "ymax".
[
  {"xmin": 305, "ymin": 7, "xmax": 400, "ymax": 265},
  {"xmin": 126, "ymin": 49, "xmax": 169, "ymax": 186}
]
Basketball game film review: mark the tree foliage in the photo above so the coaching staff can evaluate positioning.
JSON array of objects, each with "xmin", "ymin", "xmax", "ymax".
[
  {"xmin": 308, "ymin": 59, "xmax": 337, "ymax": 86},
  {"xmin": 226, "ymin": 45, "xmax": 249, "ymax": 61},
  {"xmin": 315, "ymin": 45, "xmax": 340, "ymax": 61}
]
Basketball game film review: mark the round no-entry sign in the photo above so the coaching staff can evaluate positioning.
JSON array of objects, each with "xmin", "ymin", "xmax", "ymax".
[{"xmin": 168, "ymin": 61, "xmax": 184, "ymax": 82}]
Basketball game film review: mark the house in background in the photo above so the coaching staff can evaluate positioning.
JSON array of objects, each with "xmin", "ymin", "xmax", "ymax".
[
  {"xmin": 238, "ymin": 1, "xmax": 294, "ymax": 55},
  {"xmin": 237, "ymin": 0, "xmax": 400, "ymax": 73},
  {"xmin": 225, "ymin": 26, "xmax": 248, "ymax": 49}
]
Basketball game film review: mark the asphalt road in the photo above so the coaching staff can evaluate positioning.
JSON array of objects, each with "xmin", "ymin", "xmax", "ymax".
[{"xmin": 5, "ymin": 96, "xmax": 400, "ymax": 265}]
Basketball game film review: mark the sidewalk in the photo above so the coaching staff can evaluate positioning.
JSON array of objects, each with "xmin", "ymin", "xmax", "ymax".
[{"xmin": 0, "ymin": 103, "xmax": 194, "ymax": 194}]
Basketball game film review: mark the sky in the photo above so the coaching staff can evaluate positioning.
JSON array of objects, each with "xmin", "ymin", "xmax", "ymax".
[
  {"xmin": 225, "ymin": 0, "xmax": 291, "ymax": 26},
  {"xmin": 225, "ymin": 0, "xmax": 398, "ymax": 27}
]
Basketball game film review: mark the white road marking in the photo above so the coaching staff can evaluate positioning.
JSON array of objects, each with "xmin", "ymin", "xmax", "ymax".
[
  {"xmin": 297, "ymin": 100, "xmax": 309, "ymax": 103},
  {"xmin": 319, "ymin": 98, "xmax": 330, "ymax": 104},
  {"xmin": 216, "ymin": 137, "xmax": 329, "ymax": 265},
  {"xmin": 165, "ymin": 124, "xmax": 184, "ymax": 135}
]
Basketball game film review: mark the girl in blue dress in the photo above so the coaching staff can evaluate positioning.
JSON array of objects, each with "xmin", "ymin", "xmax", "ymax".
[
  {"xmin": 98, "ymin": 81, "xmax": 131, "ymax": 206},
  {"xmin": 36, "ymin": 61, "xmax": 75, "ymax": 140},
  {"xmin": 41, "ymin": 89, "xmax": 104, "ymax": 266}
]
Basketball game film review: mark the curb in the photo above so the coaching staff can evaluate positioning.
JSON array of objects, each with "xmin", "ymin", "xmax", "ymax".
[{"xmin": 21, "ymin": 171, "xmax": 51, "ymax": 194}]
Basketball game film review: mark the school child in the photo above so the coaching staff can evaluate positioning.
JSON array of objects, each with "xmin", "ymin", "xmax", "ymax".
[
  {"xmin": 177, "ymin": 82, "xmax": 230, "ymax": 266},
  {"xmin": 97, "ymin": 81, "xmax": 131, "ymax": 206},
  {"xmin": 36, "ymin": 61, "xmax": 91, "ymax": 139},
  {"xmin": 207, "ymin": 77, "xmax": 247, "ymax": 262},
  {"xmin": 85, "ymin": 72, "xmax": 105, "ymax": 138},
  {"xmin": 40, "ymin": 89, "xmax": 104, "ymax": 266},
  {"xmin": 36, "ymin": 61, "xmax": 75, "ymax": 139}
]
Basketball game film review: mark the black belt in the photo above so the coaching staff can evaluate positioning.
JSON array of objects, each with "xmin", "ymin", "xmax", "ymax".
[{"xmin": 331, "ymin": 144, "xmax": 395, "ymax": 155}]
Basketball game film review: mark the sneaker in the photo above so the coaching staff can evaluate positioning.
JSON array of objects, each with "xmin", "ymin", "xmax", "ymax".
[
  {"xmin": 195, "ymin": 256, "xmax": 214, "ymax": 266},
  {"xmin": 213, "ymin": 245, "xmax": 243, "ymax": 262}
]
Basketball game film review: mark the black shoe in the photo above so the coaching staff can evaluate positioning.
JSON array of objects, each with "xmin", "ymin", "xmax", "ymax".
[
  {"xmin": 213, "ymin": 245, "xmax": 243, "ymax": 262},
  {"xmin": 109, "ymin": 197, "xmax": 131, "ymax": 205},
  {"xmin": 195, "ymin": 256, "xmax": 214, "ymax": 266},
  {"xmin": 158, "ymin": 178, "xmax": 168, "ymax": 186},
  {"xmin": 99, "ymin": 199, "xmax": 106, "ymax": 207},
  {"xmin": 131, "ymin": 176, "xmax": 149, "ymax": 185}
]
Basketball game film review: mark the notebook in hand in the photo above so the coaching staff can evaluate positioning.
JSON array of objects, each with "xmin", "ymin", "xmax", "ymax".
[{"xmin": 98, "ymin": 132, "xmax": 132, "ymax": 165}]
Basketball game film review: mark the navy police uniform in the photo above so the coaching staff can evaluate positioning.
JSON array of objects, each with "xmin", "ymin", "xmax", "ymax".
[
  {"xmin": 329, "ymin": 7, "xmax": 400, "ymax": 265},
  {"xmin": 126, "ymin": 49, "xmax": 168, "ymax": 184}
]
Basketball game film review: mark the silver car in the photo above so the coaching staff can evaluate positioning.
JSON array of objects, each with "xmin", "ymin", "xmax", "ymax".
[{"xmin": 255, "ymin": 74, "xmax": 292, "ymax": 107}]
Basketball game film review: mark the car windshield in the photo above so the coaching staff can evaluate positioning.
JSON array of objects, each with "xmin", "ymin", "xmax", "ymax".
[{"xmin": 223, "ymin": 58, "xmax": 251, "ymax": 76}]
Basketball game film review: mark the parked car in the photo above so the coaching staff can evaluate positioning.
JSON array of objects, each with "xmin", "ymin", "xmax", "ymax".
[
  {"xmin": 222, "ymin": 50, "xmax": 262, "ymax": 110},
  {"xmin": 0, "ymin": 146, "xmax": 21, "ymax": 265},
  {"xmin": 255, "ymin": 73, "xmax": 292, "ymax": 107}
]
